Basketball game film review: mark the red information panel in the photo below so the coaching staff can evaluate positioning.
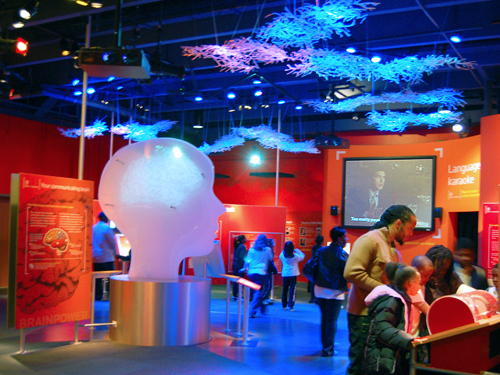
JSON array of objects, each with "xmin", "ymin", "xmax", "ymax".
[
  {"xmin": 8, "ymin": 173, "xmax": 93, "ymax": 329},
  {"xmin": 482, "ymin": 203, "xmax": 498, "ymax": 278},
  {"xmin": 218, "ymin": 204, "xmax": 286, "ymax": 276}
]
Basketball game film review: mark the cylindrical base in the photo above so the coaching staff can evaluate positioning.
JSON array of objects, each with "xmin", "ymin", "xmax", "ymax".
[{"xmin": 109, "ymin": 275, "xmax": 211, "ymax": 346}]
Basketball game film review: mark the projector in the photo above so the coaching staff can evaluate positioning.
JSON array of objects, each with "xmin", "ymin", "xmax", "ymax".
[
  {"xmin": 314, "ymin": 135, "xmax": 350, "ymax": 149},
  {"xmin": 78, "ymin": 47, "xmax": 151, "ymax": 79}
]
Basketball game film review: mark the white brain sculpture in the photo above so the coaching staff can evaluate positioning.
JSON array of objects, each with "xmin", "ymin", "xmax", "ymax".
[{"xmin": 99, "ymin": 138, "xmax": 225, "ymax": 281}]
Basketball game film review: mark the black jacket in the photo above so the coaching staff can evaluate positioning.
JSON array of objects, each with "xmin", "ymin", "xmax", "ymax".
[
  {"xmin": 364, "ymin": 285, "xmax": 414, "ymax": 375},
  {"xmin": 232, "ymin": 243, "xmax": 247, "ymax": 271},
  {"xmin": 314, "ymin": 244, "xmax": 348, "ymax": 291}
]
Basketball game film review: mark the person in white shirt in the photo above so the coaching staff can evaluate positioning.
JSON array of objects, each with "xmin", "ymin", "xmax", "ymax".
[
  {"xmin": 279, "ymin": 241, "xmax": 305, "ymax": 310},
  {"xmin": 241, "ymin": 234, "xmax": 273, "ymax": 318}
]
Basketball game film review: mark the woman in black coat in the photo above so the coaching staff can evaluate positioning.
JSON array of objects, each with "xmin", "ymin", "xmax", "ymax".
[{"xmin": 231, "ymin": 235, "xmax": 247, "ymax": 300}]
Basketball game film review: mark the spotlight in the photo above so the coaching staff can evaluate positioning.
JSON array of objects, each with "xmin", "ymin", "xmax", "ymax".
[
  {"xmin": 346, "ymin": 46, "xmax": 356, "ymax": 54},
  {"xmin": 72, "ymin": 78, "xmax": 80, "ymax": 86},
  {"xmin": 60, "ymin": 38, "xmax": 71, "ymax": 56},
  {"xmin": 252, "ymin": 78, "xmax": 262, "ymax": 85},
  {"xmin": 74, "ymin": 90, "xmax": 83, "ymax": 96},
  {"xmin": 295, "ymin": 104, "xmax": 303, "ymax": 110},
  {"xmin": 278, "ymin": 99, "xmax": 286, "ymax": 105},
  {"xmin": 371, "ymin": 55, "xmax": 382, "ymax": 63},
  {"xmin": 193, "ymin": 125, "xmax": 203, "ymax": 129},
  {"xmin": 14, "ymin": 38, "xmax": 29, "ymax": 56},
  {"xmin": 86, "ymin": 87, "xmax": 95, "ymax": 94},
  {"xmin": 19, "ymin": 1, "xmax": 39, "ymax": 20},
  {"xmin": 250, "ymin": 155, "xmax": 261, "ymax": 165},
  {"xmin": 107, "ymin": 76, "xmax": 115, "ymax": 82},
  {"xmin": 117, "ymin": 85, "xmax": 123, "ymax": 90},
  {"xmin": 194, "ymin": 95, "xmax": 203, "ymax": 101},
  {"xmin": 227, "ymin": 91, "xmax": 236, "ymax": 99},
  {"xmin": 254, "ymin": 89, "xmax": 263, "ymax": 97},
  {"xmin": 12, "ymin": 20, "xmax": 24, "ymax": 28},
  {"xmin": 450, "ymin": 35, "xmax": 462, "ymax": 43},
  {"xmin": 452, "ymin": 124, "xmax": 464, "ymax": 133}
]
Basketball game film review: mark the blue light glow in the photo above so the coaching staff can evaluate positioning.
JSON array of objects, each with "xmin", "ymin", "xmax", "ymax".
[
  {"xmin": 194, "ymin": 96, "xmax": 203, "ymax": 101},
  {"xmin": 227, "ymin": 92, "xmax": 236, "ymax": 99},
  {"xmin": 346, "ymin": 47, "xmax": 356, "ymax": 54},
  {"xmin": 278, "ymin": 99, "xmax": 286, "ymax": 105},
  {"xmin": 72, "ymin": 79, "xmax": 80, "ymax": 86},
  {"xmin": 307, "ymin": 88, "xmax": 465, "ymax": 113},
  {"xmin": 254, "ymin": 89, "xmax": 263, "ymax": 97},
  {"xmin": 371, "ymin": 55, "xmax": 381, "ymax": 63},
  {"xmin": 117, "ymin": 86, "xmax": 123, "ymax": 90},
  {"xmin": 256, "ymin": 0, "xmax": 377, "ymax": 47},
  {"xmin": 253, "ymin": 79, "xmax": 262, "ymax": 85},
  {"xmin": 102, "ymin": 52, "xmax": 109, "ymax": 61},
  {"xmin": 74, "ymin": 90, "xmax": 83, "ymax": 96},
  {"xmin": 366, "ymin": 110, "xmax": 462, "ymax": 132},
  {"xmin": 295, "ymin": 104, "xmax": 303, "ymax": 110},
  {"xmin": 199, "ymin": 125, "xmax": 320, "ymax": 155},
  {"xmin": 86, "ymin": 87, "xmax": 96, "ymax": 94},
  {"xmin": 108, "ymin": 76, "xmax": 115, "ymax": 82},
  {"xmin": 450, "ymin": 35, "xmax": 462, "ymax": 43}
]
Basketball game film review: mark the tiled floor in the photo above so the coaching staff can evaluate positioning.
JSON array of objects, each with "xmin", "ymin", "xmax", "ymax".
[{"xmin": 0, "ymin": 283, "xmax": 350, "ymax": 375}]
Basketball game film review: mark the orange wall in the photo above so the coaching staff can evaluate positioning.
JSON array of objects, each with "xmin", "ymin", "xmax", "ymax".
[
  {"xmin": 321, "ymin": 136, "xmax": 481, "ymax": 265},
  {"xmin": 479, "ymin": 115, "xmax": 500, "ymax": 264}
]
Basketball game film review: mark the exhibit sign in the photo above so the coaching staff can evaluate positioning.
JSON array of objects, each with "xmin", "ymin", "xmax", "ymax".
[
  {"xmin": 219, "ymin": 204, "xmax": 286, "ymax": 277},
  {"xmin": 482, "ymin": 202, "xmax": 498, "ymax": 278},
  {"xmin": 8, "ymin": 173, "xmax": 93, "ymax": 329}
]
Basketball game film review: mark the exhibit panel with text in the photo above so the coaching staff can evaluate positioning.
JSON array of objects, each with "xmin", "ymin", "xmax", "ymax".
[{"xmin": 8, "ymin": 173, "xmax": 93, "ymax": 329}]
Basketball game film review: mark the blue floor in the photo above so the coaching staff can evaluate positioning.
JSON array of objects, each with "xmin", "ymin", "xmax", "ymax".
[{"xmin": 0, "ymin": 283, "xmax": 350, "ymax": 375}]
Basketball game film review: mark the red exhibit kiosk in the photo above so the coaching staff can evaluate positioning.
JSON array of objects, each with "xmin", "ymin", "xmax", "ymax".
[{"xmin": 411, "ymin": 291, "xmax": 500, "ymax": 374}]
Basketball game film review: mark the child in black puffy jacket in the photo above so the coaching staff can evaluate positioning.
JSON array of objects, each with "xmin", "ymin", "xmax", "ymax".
[{"xmin": 363, "ymin": 263, "xmax": 421, "ymax": 375}]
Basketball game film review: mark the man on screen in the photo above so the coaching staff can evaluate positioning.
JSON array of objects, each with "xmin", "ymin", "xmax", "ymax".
[{"xmin": 346, "ymin": 168, "xmax": 394, "ymax": 220}]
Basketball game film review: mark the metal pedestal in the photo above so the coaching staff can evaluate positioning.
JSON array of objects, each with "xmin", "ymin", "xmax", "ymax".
[{"xmin": 109, "ymin": 275, "xmax": 211, "ymax": 346}]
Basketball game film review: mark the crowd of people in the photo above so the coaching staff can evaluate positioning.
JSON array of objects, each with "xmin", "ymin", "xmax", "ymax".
[{"xmin": 231, "ymin": 204, "xmax": 497, "ymax": 375}]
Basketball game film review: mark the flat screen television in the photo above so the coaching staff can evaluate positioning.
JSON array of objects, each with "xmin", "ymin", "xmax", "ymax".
[{"xmin": 342, "ymin": 156, "xmax": 436, "ymax": 231}]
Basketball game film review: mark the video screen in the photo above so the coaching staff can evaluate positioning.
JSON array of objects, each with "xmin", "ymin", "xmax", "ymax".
[
  {"xmin": 115, "ymin": 234, "xmax": 132, "ymax": 257},
  {"xmin": 342, "ymin": 156, "xmax": 436, "ymax": 231}
]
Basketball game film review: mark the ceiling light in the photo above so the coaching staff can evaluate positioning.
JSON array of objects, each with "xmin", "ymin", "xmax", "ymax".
[
  {"xmin": 450, "ymin": 35, "xmax": 462, "ymax": 43},
  {"xmin": 12, "ymin": 20, "xmax": 24, "ymax": 28},
  {"xmin": 19, "ymin": 1, "xmax": 39, "ymax": 20},
  {"xmin": 346, "ymin": 47, "xmax": 356, "ymax": 54},
  {"xmin": 452, "ymin": 124, "xmax": 464, "ymax": 132},
  {"xmin": 295, "ymin": 104, "xmax": 303, "ymax": 110},
  {"xmin": 252, "ymin": 78, "xmax": 262, "ymax": 85},
  {"xmin": 86, "ymin": 87, "xmax": 95, "ymax": 94},
  {"xmin": 107, "ymin": 76, "xmax": 115, "ymax": 82},
  {"xmin": 60, "ymin": 38, "xmax": 71, "ymax": 56},
  {"xmin": 227, "ymin": 91, "xmax": 236, "ymax": 99},
  {"xmin": 371, "ymin": 55, "xmax": 382, "ymax": 63},
  {"xmin": 74, "ymin": 90, "xmax": 83, "ymax": 96},
  {"xmin": 194, "ymin": 95, "xmax": 203, "ymax": 101},
  {"xmin": 278, "ymin": 99, "xmax": 286, "ymax": 105},
  {"xmin": 91, "ymin": 2, "xmax": 103, "ymax": 8},
  {"xmin": 250, "ymin": 155, "xmax": 261, "ymax": 165},
  {"xmin": 14, "ymin": 38, "xmax": 29, "ymax": 56},
  {"xmin": 193, "ymin": 125, "xmax": 203, "ymax": 129},
  {"xmin": 72, "ymin": 79, "xmax": 80, "ymax": 86},
  {"xmin": 254, "ymin": 89, "xmax": 263, "ymax": 97},
  {"xmin": 76, "ymin": 0, "xmax": 89, "ymax": 6}
]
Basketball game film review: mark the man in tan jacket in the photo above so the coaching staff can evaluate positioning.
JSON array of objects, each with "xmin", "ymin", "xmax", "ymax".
[{"xmin": 344, "ymin": 205, "xmax": 416, "ymax": 375}]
